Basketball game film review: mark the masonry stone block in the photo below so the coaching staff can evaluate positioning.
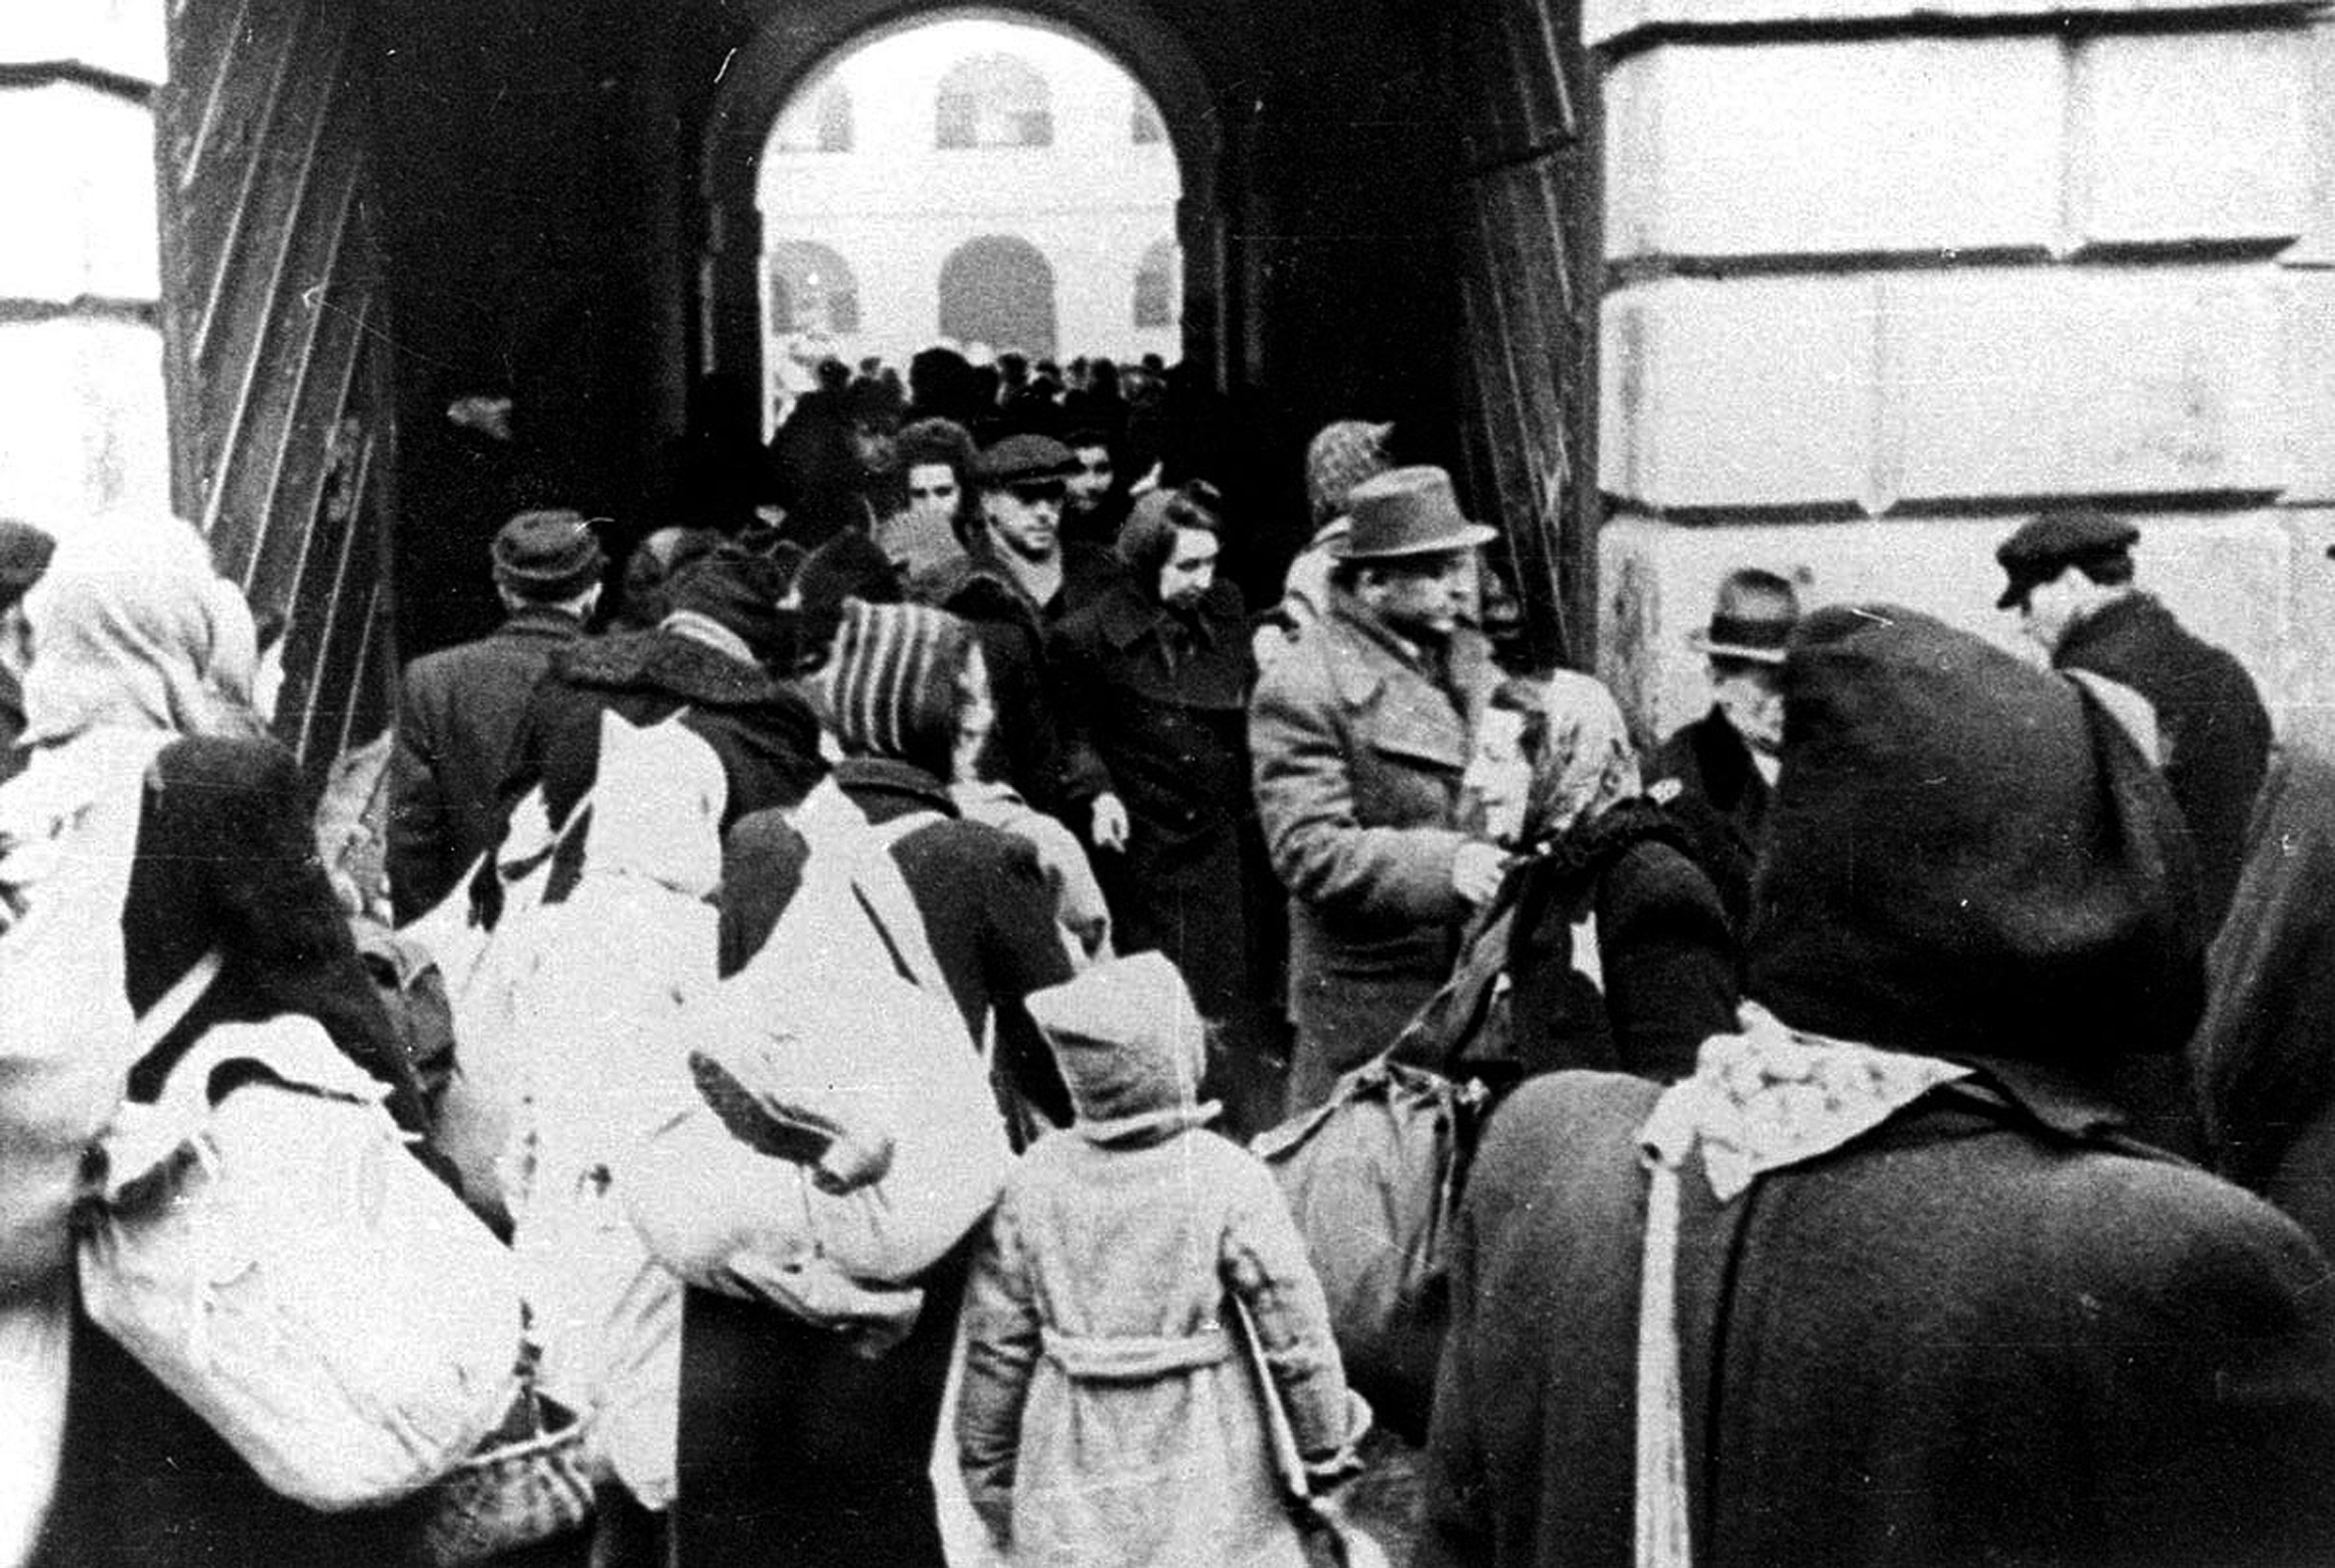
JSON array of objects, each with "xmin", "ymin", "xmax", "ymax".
[
  {"xmin": 1588, "ymin": 0, "xmax": 2305, "ymax": 51},
  {"xmin": 2272, "ymin": 508, "xmax": 2335, "ymax": 753},
  {"xmin": 1604, "ymin": 39, "xmax": 2063, "ymax": 261},
  {"xmin": 0, "ymin": 318, "xmax": 171, "ymax": 526},
  {"xmin": 2279, "ymin": 270, "xmax": 2335, "ymax": 504},
  {"xmin": 2067, "ymin": 29, "xmax": 2310, "ymax": 248},
  {"xmin": 1600, "ymin": 275, "xmax": 1883, "ymax": 511},
  {"xmin": 1598, "ymin": 509, "xmax": 2290, "ymax": 747},
  {"xmin": 1884, "ymin": 267, "xmax": 2287, "ymax": 502},
  {"xmin": 0, "ymin": 82, "xmax": 162, "ymax": 302},
  {"xmin": 0, "ymin": 2, "xmax": 167, "ymax": 85}
]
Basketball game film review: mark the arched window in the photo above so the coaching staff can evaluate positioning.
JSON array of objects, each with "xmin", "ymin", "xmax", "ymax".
[
  {"xmin": 766, "ymin": 240, "xmax": 861, "ymax": 338},
  {"xmin": 1132, "ymin": 239, "xmax": 1177, "ymax": 329},
  {"xmin": 938, "ymin": 235, "xmax": 1057, "ymax": 358},
  {"xmin": 1130, "ymin": 91, "xmax": 1167, "ymax": 146},
  {"xmin": 934, "ymin": 55, "xmax": 1053, "ymax": 149},
  {"xmin": 771, "ymin": 78, "xmax": 853, "ymax": 154}
]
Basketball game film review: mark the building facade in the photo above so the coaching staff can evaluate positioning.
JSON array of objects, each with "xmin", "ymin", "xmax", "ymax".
[{"xmin": 757, "ymin": 16, "xmax": 1181, "ymax": 412}]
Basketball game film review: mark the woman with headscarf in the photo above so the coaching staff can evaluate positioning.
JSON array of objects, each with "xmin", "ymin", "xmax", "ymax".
[
  {"xmin": 1406, "ymin": 670, "xmax": 1736, "ymax": 1087},
  {"xmin": 3, "ymin": 518, "xmax": 431, "ymax": 1567},
  {"xmin": 684, "ymin": 600, "xmax": 1073, "ymax": 1568},
  {"xmin": 1421, "ymin": 607, "xmax": 2335, "ymax": 1568}
]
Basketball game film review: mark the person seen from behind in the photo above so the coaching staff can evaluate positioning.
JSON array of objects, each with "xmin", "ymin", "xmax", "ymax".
[{"xmin": 957, "ymin": 951, "xmax": 1368, "ymax": 1568}]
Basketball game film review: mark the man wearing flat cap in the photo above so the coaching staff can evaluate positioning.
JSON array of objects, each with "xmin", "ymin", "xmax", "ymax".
[
  {"xmin": 920, "ymin": 432, "xmax": 1123, "ymax": 815},
  {"xmin": 388, "ymin": 508, "xmax": 607, "ymax": 923},
  {"xmin": 1995, "ymin": 507, "xmax": 2269, "ymax": 929},
  {"xmin": 1251, "ymin": 465, "xmax": 1506, "ymax": 1113}
]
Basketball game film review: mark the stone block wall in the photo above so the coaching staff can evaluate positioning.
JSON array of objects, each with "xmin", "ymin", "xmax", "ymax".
[
  {"xmin": 1591, "ymin": 0, "xmax": 2335, "ymax": 752},
  {"xmin": 0, "ymin": 3, "xmax": 170, "ymax": 531}
]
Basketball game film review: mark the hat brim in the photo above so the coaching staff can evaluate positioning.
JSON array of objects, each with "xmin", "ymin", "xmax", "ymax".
[
  {"xmin": 1687, "ymin": 629, "xmax": 1790, "ymax": 664},
  {"xmin": 1994, "ymin": 578, "xmax": 2029, "ymax": 612},
  {"xmin": 1330, "ymin": 521, "xmax": 1498, "ymax": 562}
]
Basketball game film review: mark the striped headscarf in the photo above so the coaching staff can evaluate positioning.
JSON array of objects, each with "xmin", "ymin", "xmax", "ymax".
[{"xmin": 821, "ymin": 600, "xmax": 972, "ymax": 780}]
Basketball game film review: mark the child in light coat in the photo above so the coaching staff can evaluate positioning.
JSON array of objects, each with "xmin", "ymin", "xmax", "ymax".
[{"xmin": 956, "ymin": 952, "xmax": 1366, "ymax": 1568}]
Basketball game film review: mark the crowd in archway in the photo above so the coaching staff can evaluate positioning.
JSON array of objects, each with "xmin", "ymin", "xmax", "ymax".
[{"xmin": 4, "ymin": 338, "xmax": 2335, "ymax": 1568}]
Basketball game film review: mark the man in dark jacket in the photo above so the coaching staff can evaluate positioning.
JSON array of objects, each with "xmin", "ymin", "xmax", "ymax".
[
  {"xmin": 919, "ymin": 432, "xmax": 1121, "ymax": 814},
  {"xmin": 1422, "ymin": 607, "xmax": 2335, "ymax": 1568},
  {"xmin": 495, "ymin": 544, "xmax": 826, "ymax": 902},
  {"xmin": 1996, "ymin": 507, "xmax": 2271, "ymax": 931},
  {"xmin": 1649, "ymin": 567, "xmax": 1798, "ymax": 931},
  {"xmin": 1050, "ymin": 482, "xmax": 1270, "ymax": 1088},
  {"xmin": 387, "ymin": 509, "xmax": 603, "ymax": 923}
]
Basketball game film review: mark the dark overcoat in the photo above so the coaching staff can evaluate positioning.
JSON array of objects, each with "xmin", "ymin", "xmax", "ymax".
[
  {"xmin": 386, "ymin": 605, "xmax": 585, "ymax": 923},
  {"xmin": 2054, "ymin": 593, "xmax": 2270, "ymax": 929},
  {"xmin": 1048, "ymin": 577, "xmax": 1262, "ymax": 1016},
  {"xmin": 1648, "ymin": 707, "xmax": 1767, "ymax": 932},
  {"xmin": 1421, "ymin": 1068, "xmax": 2335, "ymax": 1568},
  {"xmin": 1249, "ymin": 590, "xmax": 1498, "ymax": 1100}
]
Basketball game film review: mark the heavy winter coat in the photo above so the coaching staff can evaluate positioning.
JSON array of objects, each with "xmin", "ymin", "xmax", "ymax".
[
  {"xmin": 499, "ymin": 625, "xmax": 825, "ymax": 840},
  {"xmin": 1249, "ymin": 590, "xmax": 1498, "ymax": 1094},
  {"xmin": 1477, "ymin": 803, "xmax": 1738, "ymax": 1084},
  {"xmin": 1420, "ymin": 1067, "xmax": 2335, "ymax": 1568},
  {"xmin": 920, "ymin": 540, "xmax": 1121, "ymax": 814},
  {"xmin": 387, "ymin": 606, "xmax": 586, "ymax": 922},
  {"xmin": 1048, "ymin": 577, "xmax": 1262, "ymax": 1015},
  {"xmin": 1648, "ymin": 707, "xmax": 1767, "ymax": 931},
  {"xmin": 2053, "ymin": 592, "xmax": 2270, "ymax": 929},
  {"xmin": 2195, "ymin": 745, "xmax": 2335, "ymax": 1260}
]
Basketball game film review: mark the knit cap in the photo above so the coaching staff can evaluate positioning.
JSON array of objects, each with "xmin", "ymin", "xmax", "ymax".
[
  {"xmin": 824, "ymin": 600, "xmax": 964, "ymax": 765},
  {"xmin": 1024, "ymin": 952, "xmax": 1208, "ymax": 1124},
  {"xmin": 1305, "ymin": 420, "xmax": 1395, "ymax": 530},
  {"xmin": 665, "ymin": 544, "xmax": 796, "ymax": 667}
]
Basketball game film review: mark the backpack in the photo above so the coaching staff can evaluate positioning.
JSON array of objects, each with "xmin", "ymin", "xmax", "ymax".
[
  {"xmin": 79, "ymin": 1005, "xmax": 522, "ymax": 1510},
  {"xmin": 622, "ymin": 781, "xmax": 1013, "ymax": 1344}
]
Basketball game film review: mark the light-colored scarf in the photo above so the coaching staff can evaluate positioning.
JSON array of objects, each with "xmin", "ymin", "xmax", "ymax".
[
  {"xmin": 1523, "ymin": 668, "xmax": 1642, "ymax": 842},
  {"xmin": 19, "ymin": 523, "xmax": 257, "ymax": 747},
  {"xmin": 1632, "ymin": 1004, "xmax": 1970, "ymax": 1568}
]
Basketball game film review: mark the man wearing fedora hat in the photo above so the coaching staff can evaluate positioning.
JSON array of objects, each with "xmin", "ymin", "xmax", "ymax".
[
  {"xmin": 1651, "ymin": 567, "xmax": 1801, "ymax": 929},
  {"xmin": 1251, "ymin": 465, "xmax": 1506, "ymax": 1113},
  {"xmin": 388, "ymin": 507, "xmax": 607, "ymax": 923}
]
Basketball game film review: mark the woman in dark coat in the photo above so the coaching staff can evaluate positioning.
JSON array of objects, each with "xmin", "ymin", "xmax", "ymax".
[
  {"xmin": 6, "ymin": 524, "xmax": 433, "ymax": 1568},
  {"xmin": 1421, "ymin": 607, "xmax": 2335, "ymax": 1568},
  {"xmin": 1404, "ymin": 670, "xmax": 1736, "ymax": 1086},
  {"xmin": 682, "ymin": 600, "xmax": 1073, "ymax": 1568}
]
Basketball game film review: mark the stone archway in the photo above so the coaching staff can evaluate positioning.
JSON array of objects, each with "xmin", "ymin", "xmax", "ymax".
[
  {"xmin": 936, "ymin": 234, "xmax": 1058, "ymax": 357},
  {"xmin": 698, "ymin": 1, "xmax": 1226, "ymax": 416}
]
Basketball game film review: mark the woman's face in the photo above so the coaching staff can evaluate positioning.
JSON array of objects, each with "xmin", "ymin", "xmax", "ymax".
[{"xmin": 1464, "ymin": 705, "xmax": 1535, "ymax": 847}]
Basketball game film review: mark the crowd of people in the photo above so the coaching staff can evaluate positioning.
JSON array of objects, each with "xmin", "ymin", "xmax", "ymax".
[{"xmin": 2, "ymin": 337, "xmax": 2334, "ymax": 1568}]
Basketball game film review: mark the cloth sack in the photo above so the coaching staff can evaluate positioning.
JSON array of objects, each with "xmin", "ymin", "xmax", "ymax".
[
  {"xmin": 0, "ymin": 1277, "xmax": 72, "ymax": 1568},
  {"xmin": 622, "ymin": 781, "xmax": 1012, "ymax": 1338},
  {"xmin": 1251, "ymin": 1057, "xmax": 1488, "ymax": 1441},
  {"xmin": 78, "ymin": 1013, "xmax": 523, "ymax": 1510}
]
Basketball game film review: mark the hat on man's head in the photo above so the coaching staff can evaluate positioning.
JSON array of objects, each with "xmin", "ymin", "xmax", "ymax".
[
  {"xmin": 1332, "ymin": 466, "xmax": 1497, "ymax": 562},
  {"xmin": 972, "ymin": 433, "xmax": 1078, "ymax": 488},
  {"xmin": 491, "ymin": 510, "xmax": 607, "ymax": 599},
  {"xmin": 1026, "ymin": 952, "xmax": 1210, "ymax": 1125},
  {"xmin": 0, "ymin": 519, "xmax": 56, "ymax": 614},
  {"xmin": 1688, "ymin": 568, "xmax": 1801, "ymax": 665},
  {"xmin": 1994, "ymin": 508, "xmax": 2139, "ymax": 610}
]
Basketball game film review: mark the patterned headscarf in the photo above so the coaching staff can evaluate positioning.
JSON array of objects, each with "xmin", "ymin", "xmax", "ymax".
[
  {"xmin": 1304, "ymin": 419, "xmax": 1395, "ymax": 531},
  {"xmin": 820, "ymin": 600, "xmax": 972, "ymax": 780},
  {"xmin": 1518, "ymin": 668, "xmax": 1643, "ymax": 843},
  {"xmin": 19, "ymin": 518, "xmax": 260, "ymax": 747}
]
